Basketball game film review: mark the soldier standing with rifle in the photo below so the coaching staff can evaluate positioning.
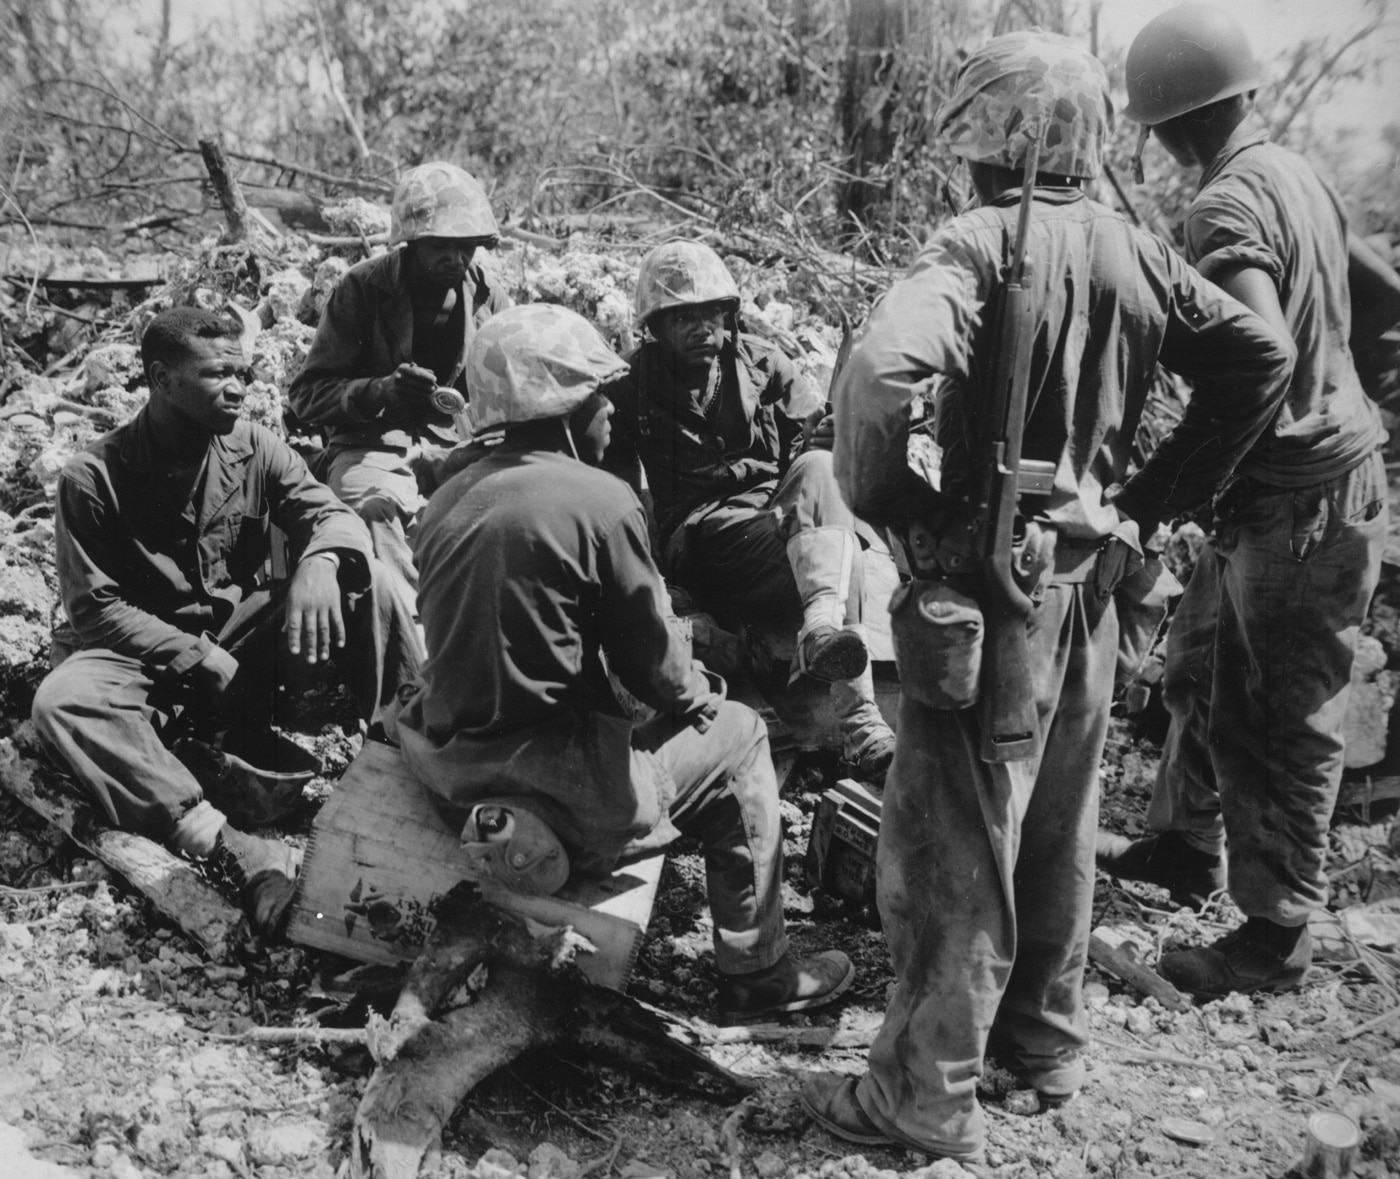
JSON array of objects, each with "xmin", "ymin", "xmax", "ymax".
[{"xmin": 799, "ymin": 31, "xmax": 1295, "ymax": 1164}]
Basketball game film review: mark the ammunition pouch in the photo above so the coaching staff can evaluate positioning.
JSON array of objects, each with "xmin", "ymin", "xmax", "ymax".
[{"xmin": 889, "ymin": 578, "xmax": 983, "ymax": 710}]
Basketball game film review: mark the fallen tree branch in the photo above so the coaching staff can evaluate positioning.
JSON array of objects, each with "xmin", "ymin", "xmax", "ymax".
[
  {"xmin": 1088, "ymin": 934, "xmax": 1190, "ymax": 1012},
  {"xmin": 1099, "ymin": 1045, "xmax": 1222, "ymax": 1072},
  {"xmin": 720, "ymin": 1098, "xmax": 754, "ymax": 1179},
  {"xmin": 691, "ymin": 1022, "xmax": 877, "ymax": 1049},
  {"xmin": 0, "ymin": 723, "xmax": 247, "ymax": 962},
  {"xmin": 212, "ymin": 1026, "xmax": 369, "ymax": 1046}
]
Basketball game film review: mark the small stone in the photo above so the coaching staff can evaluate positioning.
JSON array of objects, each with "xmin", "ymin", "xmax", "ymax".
[
  {"xmin": 1124, "ymin": 1007, "xmax": 1154, "ymax": 1036},
  {"xmin": 753, "ymin": 1151, "xmax": 787, "ymax": 1178},
  {"xmin": 1286, "ymin": 1072, "xmax": 1323, "ymax": 1099},
  {"xmin": 91, "ymin": 1142, "xmax": 119, "ymax": 1168},
  {"xmin": 474, "ymin": 1148, "xmax": 526, "ymax": 1179},
  {"xmin": 528, "ymin": 1143, "xmax": 580, "ymax": 1179},
  {"xmin": 0, "ymin": 924, "xmax": 34, "ymax": 952},
  {"xmin": 1004, "ymin": 1089, "xmax": 1040, "ymax": 1116},
  {"xmin": 204, "ymin": 1136, "xmax": 246, "ymax": 1166},
  {"xmin": 248, "ymin": 1119, "xmax": 327, "ymax": 1164},
  {"xmin": 109, "ymin": 1154, "xmax": 144, "ymax": 1179}
]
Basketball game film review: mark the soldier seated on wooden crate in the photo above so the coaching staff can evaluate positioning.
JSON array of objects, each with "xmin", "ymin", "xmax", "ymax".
[
  {"xmin": 599, "ymin": 241, "xmax": 896, "ymax": 785},
  {"xmin": 31, "ymin": 306, "xmax": 425, "ymax": 937},
  {"xmin": 389, "ymin": 303, "xmax": 855, "ymax": 1023}
]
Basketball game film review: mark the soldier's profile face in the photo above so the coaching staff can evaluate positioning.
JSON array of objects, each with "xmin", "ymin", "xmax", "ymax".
[
  {"xmin": 1150, "ymin": 117, "xmax": 1199, "ymax": 169},
  {"xmin": 154, "ymin": 336, "xmax": 247, "ymax": 436},
  {"xmin": 569, "ymin": 391, "xmax": 614, "ymax": 464}
]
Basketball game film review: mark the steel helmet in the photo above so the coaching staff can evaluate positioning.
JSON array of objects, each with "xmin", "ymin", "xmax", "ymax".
[
  {"xmin": 634, "ymin": 240, "xmax": 740, "ymax": 327},
  {"xmin": 1123, "ymin": 4, "xmax": 1263, "ymax": 126},
  {"xmin": 935, "ymin": 30, "xmax": 1114, "ymax": 180},
  {"xmin": 466, "ymin": 304, "xmax": 629, "ymax": 434},
  {"xmin": 390, "ymin": 162, "xmax": 500, "ymax": 246}
]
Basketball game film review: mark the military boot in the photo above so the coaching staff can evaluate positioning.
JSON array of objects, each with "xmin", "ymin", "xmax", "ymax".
[
  {"xmin": 208, "ymin": 825, "xmax": 303, "ymax": 937},
  {"xmin": 830, "ymin": 631, "xmax": 896, "ymax": 789},
  {"xmin": 716, "ymin": 950, "xmax": 855, "ymax": 1024},
  {"xmin": 1095, "ymin": 829, "xmax": 1225, "ymax": 909},
  {"xmin": 787, "ymin": 527, "xmax": 868, "ymax": 683},
  {"xmin": 1158, "ymin": 917, "xmax": 1312, "ymax": 999}
]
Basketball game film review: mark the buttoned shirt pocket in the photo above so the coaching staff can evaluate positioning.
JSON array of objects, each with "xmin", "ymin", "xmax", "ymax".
[{"xmin": 201, "ymin": 509, "xmax": 270, "ymax": 589}]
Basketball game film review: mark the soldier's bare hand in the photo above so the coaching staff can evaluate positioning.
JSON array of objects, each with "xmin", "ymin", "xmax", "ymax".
[
  {"xmin": 801, "ymin": 408, "xmax": 836, "ymax": 452},
  {"xmin": 285, "ymin": 554, "xmax": 345, "ymax": 665}
]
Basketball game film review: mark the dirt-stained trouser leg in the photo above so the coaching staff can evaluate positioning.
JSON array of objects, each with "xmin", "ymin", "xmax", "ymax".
[
  {"xmin": 855, "ymin": 585, "xmax": 1116, "ymax": 1158},
  {"xmin": 633, "ymin": 700, "xmax": 789, "ymax": 974}
]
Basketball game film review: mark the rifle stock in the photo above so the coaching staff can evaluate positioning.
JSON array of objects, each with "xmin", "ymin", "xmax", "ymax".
[{"xmin": 972, "ymin": 133, "xmax": 1044, "ymax": 764}]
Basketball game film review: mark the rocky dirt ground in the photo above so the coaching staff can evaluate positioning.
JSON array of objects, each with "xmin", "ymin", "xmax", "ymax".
[{"xmin": 3, "ymin": 221, "xmax": 1400, "ymax": 1179}]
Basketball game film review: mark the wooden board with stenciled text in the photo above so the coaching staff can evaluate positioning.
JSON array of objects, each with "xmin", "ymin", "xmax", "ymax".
[{"xmin": 286, "ymin": 739, "xmax": 663, "ymax": 992}]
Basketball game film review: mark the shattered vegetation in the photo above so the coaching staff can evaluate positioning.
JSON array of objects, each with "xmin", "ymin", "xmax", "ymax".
[{"xmin": 2, "ymin": 219, "xmax": 1400, "ymax": 1179}]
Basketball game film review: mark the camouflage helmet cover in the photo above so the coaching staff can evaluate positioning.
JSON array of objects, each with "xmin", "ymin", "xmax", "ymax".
[
  {"xmin": 466, "ymin": 304, "xmax": 629, "ymax": 434},
  {"xmin": 390, "ymin": 162, "xmax": 500, "ymax": 246},
  {"xmin": 634, "ymin": 240, "xmax": 741, "ymax": 326},
  {"xmin": 935, "ymin": 30, "xmax": 1114, "ymax": 180}
]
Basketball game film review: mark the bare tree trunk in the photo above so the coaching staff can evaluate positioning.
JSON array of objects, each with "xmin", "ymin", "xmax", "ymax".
[
  {"xmin": 838, "ymin": 0, "xmax": 907, "ymax": 237},
  {"xmin": 150, "ymin": 0, "xmax": 172, "ymax": 99},
  {"xmin": 198, "ymin": 135, "xmax": 251, "ymax": 243}
]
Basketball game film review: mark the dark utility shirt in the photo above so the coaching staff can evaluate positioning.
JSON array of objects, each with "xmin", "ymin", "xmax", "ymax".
[
  {"xmin": 1185, "ymin": 123, "xmax": 1385, "ymax": 486},
  {"xmin": 393, "ymin": 444, "xmax": 710, "ymax": 854},
  {"xmin": 835, "ymin": 187, "xmax": 1296, "ymax": 539},
  {"xmin": 53, "ymin": 412, "xmax": 372, "ymax": 680},
  {"xmin": 602, "ymin": 333, "xmax": 822, "ymax": 545},
  {"xmin": 288, "ymin": 247, "xmax": 511, "ymax": 452}
]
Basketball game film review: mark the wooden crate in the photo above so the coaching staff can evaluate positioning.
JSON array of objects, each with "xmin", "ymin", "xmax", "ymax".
[{"xmin": 287, "ymin": 740, "xmax": 663, "ymax": 991}]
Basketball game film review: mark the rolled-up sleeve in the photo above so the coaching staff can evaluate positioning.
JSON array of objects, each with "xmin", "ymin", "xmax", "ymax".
[
  {"xmin": 1116, "ymin": 255, "xmax": 1295, "ymax": 531},
  {"xmin": 832, "ymin": 238, "xmax": 986, "ymax": 528},
  {"xmin": 1186, "ymin": 182, "xmax": 1284, "ymax": 285}
]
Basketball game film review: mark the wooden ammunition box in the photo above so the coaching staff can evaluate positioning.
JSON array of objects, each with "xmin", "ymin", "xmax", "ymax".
[
  {"xmin": 286, "ymin": 740, "xmax": 662, "ymax": 991},
  {"xmin": 804, "ymin": 777, "xmax": 882, "ymax": 908}
]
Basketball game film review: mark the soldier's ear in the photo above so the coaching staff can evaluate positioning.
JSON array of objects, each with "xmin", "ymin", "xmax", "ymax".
[{"xmin": 148, "ymin": 360, "xmax": 169, "ymax": 396}]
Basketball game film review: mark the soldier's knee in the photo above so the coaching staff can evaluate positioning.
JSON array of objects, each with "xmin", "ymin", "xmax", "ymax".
[
  {"xmin": 30, "ymin": 664, "xmax": 86, "ymax": 734},
  {"xmin": 354, "ymin": 491, "xmax": 407, "ymax": 527}
]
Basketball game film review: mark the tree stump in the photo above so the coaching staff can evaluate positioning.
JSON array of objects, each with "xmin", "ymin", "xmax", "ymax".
[{"xmin": 351, "ymin": 882, "xmax": 751, "ymax": 1179}]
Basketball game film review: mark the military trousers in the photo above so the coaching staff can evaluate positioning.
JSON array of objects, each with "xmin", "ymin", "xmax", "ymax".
[
  {"xmin": 328, "ymin": 445, "xmax": 443, "ymax": 612},
  {"xmin": 856, "ymin": 584, "xmax": 1117, "ymax": 1158},
  {"xmin": 669, "ymin": 449, "xmax": 888, "ymax": 758},
  {"xmin": 32, "ymin": 559, "xmax": 424, "ymax": 842},
  {"xmin": 1148, "ymin": 449, "xmax": 1388, "ymax": 924}
]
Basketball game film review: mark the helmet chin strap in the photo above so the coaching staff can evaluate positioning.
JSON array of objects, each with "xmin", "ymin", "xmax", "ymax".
[
  {"xmin": 561, "ymin": 417, "xmax": 580, "ymax": 461},
  {"xmin": 1131, "ymin": 124, "xmax": 1151, "ymax": 184}
]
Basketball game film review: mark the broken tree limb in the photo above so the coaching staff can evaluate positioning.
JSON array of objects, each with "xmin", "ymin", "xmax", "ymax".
[
  {"xmin": 351, "ymin": 884, "xmax": 751, "ymax": 1179},
  {"xmin": 353, "ymin": 960, "xmax": 575, "ymax": 1179},
  {"xmin": 0, "ymin": 723, "xmax": 247, "ymax": 962},
  {"xmin": 198, "ymin": 136, "xmax": 252, "ymax": 243},
  {"xmin": 1088, "ymin": 934, "xmax": 1190, "ymax": 1012}
]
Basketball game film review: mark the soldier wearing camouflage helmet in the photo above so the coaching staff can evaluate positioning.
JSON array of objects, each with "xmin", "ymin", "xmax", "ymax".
[
  {"xmin": 392, "ymin": 305, "xmax": 856, "ymax": 1022},
  {"xmin": 799, "ymin": 30, "xmax": 1295, "ymax": 1160},
  {"xmin": 1097, "ymin": 5, "xmax": 1400, "ymax": 1000},
  {"xmin": 289, "ymin": 162, "xmax": 511, "ymax": 614},
  {"xmin": 601, "ymin": 239, "xmax": 897, "ymax": 784}
]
